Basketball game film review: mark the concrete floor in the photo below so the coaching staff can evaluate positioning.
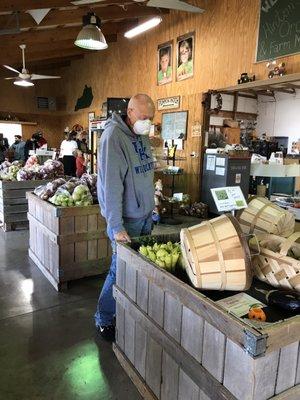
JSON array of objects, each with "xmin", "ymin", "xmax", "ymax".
[
  {"xmin": 0, "ymin": 229, "xmax": 142, "ymax": 400},
  {"xmin": 0, "ymin": 217, "xmax": 200, "ymax": 400}
]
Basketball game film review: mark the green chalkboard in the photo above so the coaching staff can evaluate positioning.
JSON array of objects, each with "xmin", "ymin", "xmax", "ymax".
[{"xmin": 256, "ymin": 0, "xmax": 300, "ymax": 62}]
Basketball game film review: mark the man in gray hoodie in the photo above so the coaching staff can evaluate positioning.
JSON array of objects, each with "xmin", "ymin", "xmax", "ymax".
[{"xmin": 95, "ymin": 94, "xmax": 155, "ymax": 340}]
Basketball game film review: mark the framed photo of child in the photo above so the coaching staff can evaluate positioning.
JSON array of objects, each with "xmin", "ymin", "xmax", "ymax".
[
  {"xmin": 176, "ymin": 32, "xmax": 195, "ymax": 81},
  {"xmin": 157, "ymin": 41, "xmax": 173, "ymax": 86}
]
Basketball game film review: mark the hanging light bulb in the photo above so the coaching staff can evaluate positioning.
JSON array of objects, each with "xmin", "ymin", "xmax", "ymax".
[{"xmin": 74, "ymin": 12, "xmax": 108, "ymax": 51}]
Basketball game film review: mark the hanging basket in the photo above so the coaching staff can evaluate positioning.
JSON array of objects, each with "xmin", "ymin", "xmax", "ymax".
[
  {"xmin": 180, "ymin": 214, "xmax": 252, "ymax": 291},
  {"xmin": 237, "ymin": 196, "xmax": 295, "ymax": 238},
  {"xmin": 249, "ymin": 232, "xmax": 300, "ymax": 292}
]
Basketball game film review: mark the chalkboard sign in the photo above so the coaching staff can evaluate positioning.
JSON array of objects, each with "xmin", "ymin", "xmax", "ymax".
[{"xmin": 256, "ymin": 0, "xmax": 300, "ymax": 62}]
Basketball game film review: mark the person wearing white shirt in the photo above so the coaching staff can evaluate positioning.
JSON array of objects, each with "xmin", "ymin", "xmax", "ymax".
[{"xmin": 60, "ymin": 132, "xmax": 78, "ymax": 176}]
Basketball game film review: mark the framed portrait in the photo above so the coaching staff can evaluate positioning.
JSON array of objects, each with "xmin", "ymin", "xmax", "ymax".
[
  {"xmin": 157, "ymin": 41, "xmax": 173, "ymax": 86},
  {"xmin": 88, "ymin": 111, "xmax": 95, "ymax": 122},
  {"xmin": 176, "ymin": 32, "xmax": 195, "ymax": 82}
]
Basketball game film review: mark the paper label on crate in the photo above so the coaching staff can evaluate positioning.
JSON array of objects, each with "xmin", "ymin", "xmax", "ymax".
[
  {"xmin": 211, "ymin": 186, "xmax": 247, "ymax": 212},
  {"xmin": 235, "ymin": 173, "xmax": 241, "ymax": 184},
  {"xmin": 206, "ymin": 155, "xmax": 216, "ymax": 171},
  {"xmin": 216, "ymin": 293, "xmax": 266, "ymax": 318},
  {"xmin": 215, "ymin": 167, "xmax": 225, "ymax": 176},
  {"xmin": 216, "ymin": 157, "xmax": 225, "ymax": 167}
]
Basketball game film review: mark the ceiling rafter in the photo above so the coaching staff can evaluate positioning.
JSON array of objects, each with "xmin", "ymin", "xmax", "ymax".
[{"xmin": 0, "ymin": 1, "xmax": 139, "ymax": 12}]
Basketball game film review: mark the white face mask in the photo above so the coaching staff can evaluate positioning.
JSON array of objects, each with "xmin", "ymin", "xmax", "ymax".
[{"xmin": 133, "ymin": 119, "xmax": 152, "ymax": 136}]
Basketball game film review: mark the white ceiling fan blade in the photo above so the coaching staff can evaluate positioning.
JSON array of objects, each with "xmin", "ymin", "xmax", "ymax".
[
  {"xmin": 4, "ymin": 77, "xmax": 17, "ymax": 80},
  {"xmin": 146, "ymin": 0, "xmax": 204, "ymax": 13},
  {"xmin": 30, "ymin": 74, "xmax": 61, "ymax": 80},
  {"xmin": 3, "ymin": 65, "xmax": 21, "ymax": 74}
]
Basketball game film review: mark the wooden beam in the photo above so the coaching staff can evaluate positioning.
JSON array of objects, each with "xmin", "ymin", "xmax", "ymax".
[
  {"xmin": 0, "ymin": 4, "xmax": 166, "ymax": 30},
  {"xmin": 1, "ymin": 34, "xmax": 117, "ymax": 64},
  {"xmin": 0, "ymin": 0, "xmax": 136, "ymax": 12},
  {"xmin": 0, "ymin": 20, "xmax": 137, "ymax": 46}
]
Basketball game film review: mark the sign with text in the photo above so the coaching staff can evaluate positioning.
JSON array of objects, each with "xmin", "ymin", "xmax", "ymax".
[
  {"xmin": 157, "ymin": 96, "xmax": 180, "ymax": 111},
  {"xmin": 256, "ymin": 0, "xmax": 300, "ymax": 62},
  {"xmin": 211, "ymin": 186, "xmax": 247, "ymax": 212}
]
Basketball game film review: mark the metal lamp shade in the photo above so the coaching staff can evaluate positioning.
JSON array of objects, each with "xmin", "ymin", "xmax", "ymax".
[{"xmin": 74, "ymin": 24, "xmax": 108, "ymax": 50}]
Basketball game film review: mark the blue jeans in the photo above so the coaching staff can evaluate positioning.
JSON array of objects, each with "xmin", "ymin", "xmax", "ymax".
[{"xmin": 94, "ymin": 214, "xmax": 152, "ymax": 327}]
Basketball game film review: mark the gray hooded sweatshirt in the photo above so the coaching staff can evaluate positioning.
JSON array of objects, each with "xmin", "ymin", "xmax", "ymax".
[{"xmin": 97, "ymin": 113, "xmax": 155, "ymax": 234}]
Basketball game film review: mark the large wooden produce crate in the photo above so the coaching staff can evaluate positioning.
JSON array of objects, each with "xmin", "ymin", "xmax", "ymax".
[
  {"xmin": 114, "ymin": 235, "xmax": 300, "ymax": 400},
  {"xmin": 0, "ymin": 180, "xmax": 47, "ymax": 231},
  {"xmin": 27, "ymin": 192, "xmax": 111, "ymax": 291}
]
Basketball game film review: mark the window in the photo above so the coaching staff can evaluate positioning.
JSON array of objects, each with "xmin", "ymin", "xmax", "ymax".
[{"xmin": 0, "ymin": 123, "xmax": 22, "ymax": 146}]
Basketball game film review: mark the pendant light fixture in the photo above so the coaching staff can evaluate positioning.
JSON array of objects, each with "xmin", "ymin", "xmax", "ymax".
[
  {"xmin": 74, "ymin": 12, "xmax": 108, "ymax": 50},
  {"xmin": 124, "ymin": 16, "xmax": 162, "ymax": 39}
]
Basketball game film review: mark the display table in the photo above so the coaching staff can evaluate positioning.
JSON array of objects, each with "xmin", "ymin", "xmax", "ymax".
[
  {"xmin": 0, "ymin": 180, "xmax": 48, "ymax": 231},
  {"xmin": 114, "ymin": 236, "xmax": 300, "ymax": 400},
  {"xmin": 27, "ymin": 193, "xmax": 111, "ymax": 290}
]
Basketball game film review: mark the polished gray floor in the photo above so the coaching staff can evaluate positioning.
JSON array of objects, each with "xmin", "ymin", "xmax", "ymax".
[{"xmin": 0, "ymin": 230, "xmax": 142, "ymax": 400}]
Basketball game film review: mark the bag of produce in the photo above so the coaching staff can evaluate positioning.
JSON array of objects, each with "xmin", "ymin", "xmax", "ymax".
[
  {"xmin": 49, "ymin": 188, "xmax": 74, "ymax": 207},
  {"xmin": 25, "ymin": 155, "xmax": 39, "ymax": 168},
  {"xmin": 72, "ymin": 184, "xmax": 93, "ymax": 206},
  {"xmin": 34, "ymin": 178, "xmax": 66, "ymax": 200}
]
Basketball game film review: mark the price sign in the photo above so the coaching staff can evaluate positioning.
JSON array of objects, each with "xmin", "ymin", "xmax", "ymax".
[{"xmin": 211, "ymin": 186, "xmax": 247, "ymax": 213}]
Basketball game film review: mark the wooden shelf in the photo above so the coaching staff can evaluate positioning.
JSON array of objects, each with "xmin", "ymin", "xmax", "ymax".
[{"xmin": 215, "ymin": 72, "xmax": 300, "ymax": 95}]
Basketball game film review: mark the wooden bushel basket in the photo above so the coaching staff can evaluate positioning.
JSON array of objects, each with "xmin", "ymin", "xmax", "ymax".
[
  {"xmin": 180, "ymin": 214, "xmax": 252, "ymax": 290},
  {"xmin": 249, "ymin": 232, "xmax": 300, "ymax": 292},
  {"xmin": 237, "ymin": 197, "xmax": 295, "ymax": 238}
]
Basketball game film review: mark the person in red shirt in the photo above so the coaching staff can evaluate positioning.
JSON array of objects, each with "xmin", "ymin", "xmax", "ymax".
[{"xmin": 75, "ymin": 149, "xmax": 87, "ymax": 177}]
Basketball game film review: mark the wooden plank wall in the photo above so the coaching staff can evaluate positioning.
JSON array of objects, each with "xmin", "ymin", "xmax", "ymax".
[{"xmin": 57, "ymin": 0, "xmax": 300, "ymax": 201}]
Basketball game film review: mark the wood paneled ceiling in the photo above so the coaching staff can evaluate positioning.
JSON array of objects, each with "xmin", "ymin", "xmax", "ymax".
[{"xmin": 0, "ymin": 0, "xmax": 168, "ymax": 68}]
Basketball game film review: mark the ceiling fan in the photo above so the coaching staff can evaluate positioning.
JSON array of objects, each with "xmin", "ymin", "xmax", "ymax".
[
  {"xmin": 71, "ymin": 0, "xmax": 205, "ymax": 13},
  {"xmin": 3, "ymin": 44, "xmax": 61, "ymax": 87}
]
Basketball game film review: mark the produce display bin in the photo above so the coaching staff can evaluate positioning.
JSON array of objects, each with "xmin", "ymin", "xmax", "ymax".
[
  {"xmin": 113, "ymin": 235, "xmax": 300, "ymax": 400},
  {"xmin": 27, "ymin": 192, "xmax": 111, "ymax": 291},
  {"xmin": 0, "ymin": 180, "xmax": 48, "ymax": 232}
]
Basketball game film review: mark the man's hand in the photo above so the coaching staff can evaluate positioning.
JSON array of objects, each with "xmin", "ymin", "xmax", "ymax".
[{"xmin": 114, "ymin": 230, "xmax": 131, "ymax": 243}]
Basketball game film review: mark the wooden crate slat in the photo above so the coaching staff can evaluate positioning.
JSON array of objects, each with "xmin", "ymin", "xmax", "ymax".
[
  {"xmin": 160, "ymin": 351, "xmax": 179, "ymax": 400},
  {"xmin": 145, "ymin": 335, "xmax": 163, "ymax": 399},
  {"xmin": 275, "ymin": 342, "xmax": 299, "ymax": 395},
  {"xmin": 125, "ymin": 264, "xmax": 137, "ymax": 302},
  {"xmin": 116, "ymin": 302, "xmax": 125, "ymax": 351},
  {"xmin": 223, "ymin": 339, "xmax": 279, "ymax": 400},
  {"xmin": 148, "ymin": 282, "xmax": 165, "ymax": 327},
  {"xmin": 178, "ymin": 369, "xmax": 200, "ymax": 400},
  {"xmin": 163, "ymin": 292, "xmax": 182, "ymax": 343},
  {"xmin": 134, "ymin": 324, "xmax": 147, "ymax": 379},
  {"xmin": 75, "ymin": 241, "xmax": 88, "ymax": 263},
  {"xmin": 202, "ymin": 322, "xmax": 226, "ymax": 383},
  {"xmin": 59, "ymin": 216, "xmax": 75, "ymax": 235},
  {"xmin": 116, "ymin": 258, "xmax": 126, "ymax": 291},
  {"xmin": 88, "ymin": 240, "xmax": 98, "ymax": 260},
  {"xmin": 124, "ymin": 312, "xmax": 135, "ymax": 365},
  {"xmin": 296, "ymin": 345, "xmax": 300, "ymax": 385},
  {"xmin": 181, "ymin": 306, "xmax": 204, "ymax": 363},
  {"xmin": 136, "ymin": 271, "xmax": 149, "ymax": 313}
]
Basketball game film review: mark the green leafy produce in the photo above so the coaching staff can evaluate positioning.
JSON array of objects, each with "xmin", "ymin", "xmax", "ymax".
[{"xmin": 138, "ymin": 241, "xmax": 182, "ymax": 273}]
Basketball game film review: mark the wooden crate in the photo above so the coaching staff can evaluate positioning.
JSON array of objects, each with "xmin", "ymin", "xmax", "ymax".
[
  {"xmin": 27, "ymin": 192, "xmax": 111, "ymax": 291},
  {"xmin": 0, "ymin": 180, "xmax": 47, "ymax": 231},
  {"xmin": 114, "ymin": 235, "xmax": 300, "ymax": 400}
]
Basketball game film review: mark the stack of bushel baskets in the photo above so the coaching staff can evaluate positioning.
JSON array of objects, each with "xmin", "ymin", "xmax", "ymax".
[{"xmin": 113, "ymin": 197, "xmax": 300, "ymax": 400}]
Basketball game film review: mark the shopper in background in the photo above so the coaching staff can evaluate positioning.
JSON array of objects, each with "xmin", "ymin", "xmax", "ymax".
[
  {"xmin": 36, "ymin": 131, "xmax": 47, "ymax": 149},
  {"xmin": 10, "ymin": 135, "xmax": 26, "ymax": 162},
  {"xmin": 95, "ymin": 93, "xmax": 155, "ymax": 341},
  {"xmin": 24, "ymin": 133, "xmax": 40, "ymax": 161},
  {"xmin": 60, "ymin": 131, "xmax": 78, "ymax": 176},
  {"xmin": 0, "ymin": 133, "xmax": 8, "ymax": 163},
  {"xmin": 76, "ymin": 131, "xmax": 89, "ymax": 154},
  {"xmin": 75, "ymin": 149, "xmax": 87, "ymax": 178}
]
